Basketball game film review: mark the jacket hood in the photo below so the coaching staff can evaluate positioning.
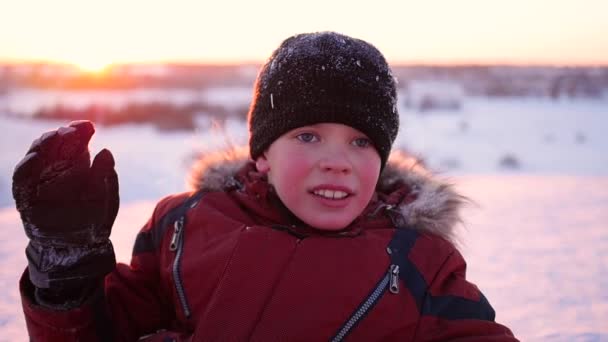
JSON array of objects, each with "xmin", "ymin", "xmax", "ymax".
[{"xmin": 188, "ymin": 147, "xmax": 466, "ymax": 245}]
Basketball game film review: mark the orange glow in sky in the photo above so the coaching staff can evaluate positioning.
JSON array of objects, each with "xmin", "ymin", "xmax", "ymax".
[{"xmin": 1, "ymin": 0, "xmax": 607, "ymax": 66}]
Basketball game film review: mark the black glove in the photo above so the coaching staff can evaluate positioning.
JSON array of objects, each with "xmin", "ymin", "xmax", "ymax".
[{"xmin": 13, "ymin": 120, "xmax": 119, "ymax": 305}]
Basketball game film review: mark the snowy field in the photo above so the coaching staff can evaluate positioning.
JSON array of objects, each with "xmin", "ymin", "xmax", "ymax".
[{"xmin": 0, "ymin": 95, "xmax": 607, "ymax": 340}]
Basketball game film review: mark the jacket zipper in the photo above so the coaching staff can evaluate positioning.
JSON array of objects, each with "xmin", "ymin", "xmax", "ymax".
[
  {"xmin": 170, "ymin": 216, "xmax": 191, "ymax": 318},
  {"xmin": 389, "ymin": 264, "xmax": 400, "ymax": 294},
  {"xmin": 331, "ymin": 263, "xmax": 400, "ymax": 342}
]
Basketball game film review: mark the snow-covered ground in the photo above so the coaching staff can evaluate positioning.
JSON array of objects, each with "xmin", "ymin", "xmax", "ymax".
[
  {"xmin": 457, "ymin": 175, "xmax": 608, "ymax": 341},
  {"xmin": 0, "ymin": 95, "xmax": 607, "ymax": 340},
  {"xmin": 401, "ymin": 98, "xmax": 608, "ymax": 175}
]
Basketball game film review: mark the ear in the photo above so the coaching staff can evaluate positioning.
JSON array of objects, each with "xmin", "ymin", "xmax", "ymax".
[{"xmin": 255, "ymin": 154, "xmax": 270, "ymax": 173}]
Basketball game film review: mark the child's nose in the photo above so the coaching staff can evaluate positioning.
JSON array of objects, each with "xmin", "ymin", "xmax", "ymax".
[{"xmin": 318, "ymin": 152, "xmax": 352, "ymax": 174}]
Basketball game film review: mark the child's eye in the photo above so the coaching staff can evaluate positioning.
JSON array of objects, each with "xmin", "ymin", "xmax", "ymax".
[
  {"xmin": 352, "ymin": 137, "xmax": 372, "ymax": 148},
  {"xmin": 296, "ymin": 133, "xmax": 318, "ymax": 143}
]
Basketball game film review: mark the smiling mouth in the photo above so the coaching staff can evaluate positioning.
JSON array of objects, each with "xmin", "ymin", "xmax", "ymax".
[{"xmin": 311, "ymin": 189, "xmax": 351, "ymax": 200}]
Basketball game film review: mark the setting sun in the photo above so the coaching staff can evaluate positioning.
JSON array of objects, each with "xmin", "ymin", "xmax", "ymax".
[{"xmin": 73, "ymin": 59, "xmax": 110, "ymax": 74}]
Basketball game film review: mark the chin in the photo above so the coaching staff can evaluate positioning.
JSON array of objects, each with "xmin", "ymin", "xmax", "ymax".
[{"xmin": 303, "ymin": 217, "xmax": 354, "ymax": 231}]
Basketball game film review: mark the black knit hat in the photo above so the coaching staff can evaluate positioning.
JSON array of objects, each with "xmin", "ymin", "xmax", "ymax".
[{"xmin": 248, "ymin": 31, "xmax": 399, "ymax": 169}]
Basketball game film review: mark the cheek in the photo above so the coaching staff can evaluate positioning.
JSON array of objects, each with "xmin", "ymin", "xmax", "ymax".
[
  {"xmin": 354, "ymin": 155, "xmax": 381, "ymax": 196},
  {"xmin": 360, "ymin": 168, "xmax": 380, "ymax": 195},
  {"xmin": 268, "ymin": 153, "xmax": 312, "ymax": 187}
]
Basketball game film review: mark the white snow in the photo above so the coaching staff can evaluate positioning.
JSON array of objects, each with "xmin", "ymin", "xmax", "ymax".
[
  {"xmin": 457, "ymin": 175, "xmax": 608, "ymax": 341},
  {"xmin": 0, "ymin": 94, "xmax": 607, "ymax": 340},
  {"xmin": 398, "ymin": 97, "xmax": 608, "ymax": 175}
]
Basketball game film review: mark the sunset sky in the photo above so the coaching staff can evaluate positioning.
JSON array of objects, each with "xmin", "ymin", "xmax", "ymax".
[{"xmin": 1, "ymin": 0, "xmax": 607, "ymax": 70}]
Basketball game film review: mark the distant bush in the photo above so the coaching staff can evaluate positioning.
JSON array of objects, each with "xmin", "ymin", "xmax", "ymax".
[
  {"xmin": 543, "ymin": 133, "xmax": 556, "ymax": 143},
  {"xmin": 439, "ymin": 158, "xmax": 461, "ymax": 170},
  {"xmin": 499, "ymin": 154, "xmax": 521, "ymax": 170},
  {"xmin": 575, "ymin": 132, "xmax": 587, "ymax": 144},
  {"xmin": 417, "ymin": 95, "xmax": 461, "ymax": 113},
  {"xmin": 459, "ymin": 120, "xmax": 469, "ymax": 133},
  {"xmin": 402, "ymin": 80, "xmax": 463, "ymax": 113}
]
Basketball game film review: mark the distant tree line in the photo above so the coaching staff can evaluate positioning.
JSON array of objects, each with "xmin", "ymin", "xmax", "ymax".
[
  {"xmin": 1, "ymin": 64, "xmax": 607, "ymax": 99},
  {"xmin": 32, "ymin": 101, "xmax": 249, "ymax": 131},
  {"xmin": 393, "ymin": 66, "xmax": 608, "ymax": 99}
]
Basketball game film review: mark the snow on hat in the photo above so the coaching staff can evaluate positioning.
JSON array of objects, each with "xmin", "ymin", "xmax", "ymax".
[{"xmin": 247, "ymin": 31, "xmax": 399, "ymax": 169}]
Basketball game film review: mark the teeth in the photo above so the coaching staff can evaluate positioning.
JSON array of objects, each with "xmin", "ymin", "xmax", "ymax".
[{"xmin": 313, "ymin": 189, "xmax": 348, "ymax": 199}]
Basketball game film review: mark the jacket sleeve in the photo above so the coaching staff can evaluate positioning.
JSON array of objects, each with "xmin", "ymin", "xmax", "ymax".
[
  {"xmin": 413, "ymin": 248, "xmax": 518, "ymax": 341},
  {"xmin": 20, "ymin": 269, "xmax": 114, "ymax": 341},
  {"xmin": 20, "ymin": 193, "xmax": 189, "ymax": 341}
]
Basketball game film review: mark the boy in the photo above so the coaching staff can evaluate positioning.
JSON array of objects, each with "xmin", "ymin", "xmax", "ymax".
[{"xmin": 14, "ymin": 32, "xmax": 517, "ymax": 341}]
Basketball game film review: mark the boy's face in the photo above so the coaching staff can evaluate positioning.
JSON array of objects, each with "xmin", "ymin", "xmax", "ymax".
[{"xmin": 255, "ymin": 123, "xmax": 381, "ymax": 230}]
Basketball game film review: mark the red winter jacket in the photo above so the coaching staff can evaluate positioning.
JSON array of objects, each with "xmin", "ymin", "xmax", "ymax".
[{"xmin": 20, "ymin": 150, "xmax": 517, "ymax": 341}]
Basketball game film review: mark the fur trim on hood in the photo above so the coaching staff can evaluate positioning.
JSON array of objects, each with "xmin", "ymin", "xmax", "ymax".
[{"xmin": 188, "ymin": 147, "xmax": 466, "ymax": 245}]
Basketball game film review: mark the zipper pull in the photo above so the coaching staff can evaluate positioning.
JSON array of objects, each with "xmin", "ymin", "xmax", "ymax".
[
  {"xmin": 389, "ymin": 264, "xmax": 400, "ymax": 294},
  {"xmin": 169, "ymin": 217, "xmax": 184, "ymax": 252}
]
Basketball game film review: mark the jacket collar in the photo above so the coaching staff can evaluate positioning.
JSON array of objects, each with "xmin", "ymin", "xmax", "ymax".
[{"xmin": 188, "ymin": 147, "xmax": 466, "ymax": 244}]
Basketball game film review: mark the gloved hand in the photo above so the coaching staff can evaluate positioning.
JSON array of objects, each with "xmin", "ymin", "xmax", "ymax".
[{"xmin": 12, "ymin": 120, "xmax": 119, "ymax": 304}]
